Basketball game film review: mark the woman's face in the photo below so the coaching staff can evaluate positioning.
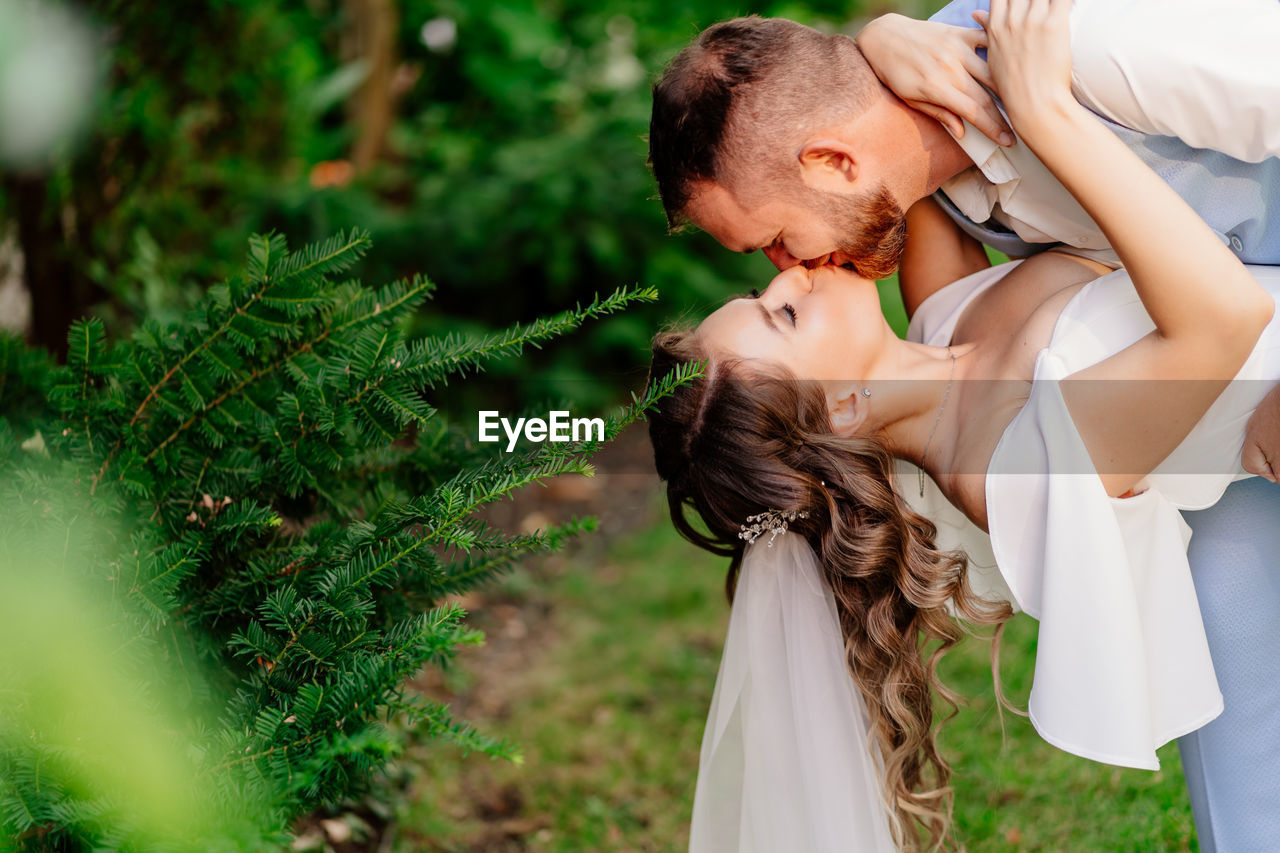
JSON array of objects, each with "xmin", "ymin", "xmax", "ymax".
[{"xmin": 696, "ymin": 264, "xmax": 888, "ymax": 381}]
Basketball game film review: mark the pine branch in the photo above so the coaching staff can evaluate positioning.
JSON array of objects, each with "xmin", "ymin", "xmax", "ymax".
[
  {"xmin": 3, "ymin": 228, "xmax": 665, "ymax": 846},
  {"xmin": 407, "ymin": 284, "xmax": 658, "ymax": 387},
  {"xmin": 330, "ymin": 275, "xmax": 435, "ymax": 337},
  {"xmin": 268, "ymin": 230, "xmax": 371, "ymax": 285},
  {"xmin": 122, "ymin": 231, "xmax": 369, "ymax": 437},
  {"xmin": 429, "ymin": 517, "xmax": 597, "ymax": 596}
]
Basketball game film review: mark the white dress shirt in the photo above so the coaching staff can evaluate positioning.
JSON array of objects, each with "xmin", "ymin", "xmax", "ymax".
[{"xmin": 936, "ymin": 0, "xmax": 1280, "ymax": 264}]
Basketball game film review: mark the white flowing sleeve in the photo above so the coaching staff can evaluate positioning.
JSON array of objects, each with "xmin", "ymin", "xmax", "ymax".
[
  {"xmin": 984, "ymin": 266, "xmax": 1280, "ymax": 767},
  {"xmin": 986, "ymin": 350, "xmax": 1223, "ymax": 769},
  {"xmin": 689, "ymin": 534, "xmax": 897, "ymax": 852}
]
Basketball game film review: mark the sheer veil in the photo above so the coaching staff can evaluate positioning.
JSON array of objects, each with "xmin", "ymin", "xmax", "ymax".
[{"xmin": 689, "ymin": 533, "xmax": 897, "ymax": 852}]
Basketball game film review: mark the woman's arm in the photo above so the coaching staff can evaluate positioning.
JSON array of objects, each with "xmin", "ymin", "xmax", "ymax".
[
  {"xmin": 898, "ymin": 196, "xmax": 991, "ymax": 319},
  {"xmin": 855, "ymin": 13, "xmax": 1012, "ymax": 146},
  {"xmin": 984, "ymin": 0, "xmax": 1274, "ymax": 496}
]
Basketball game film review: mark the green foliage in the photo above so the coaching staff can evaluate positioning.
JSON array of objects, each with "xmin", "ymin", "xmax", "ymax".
[
  {"xmin": 0, "ymin": 231, "xmax": 691, "ymax": 849},
  {"xmin": 272, "ymin": 0, "xmax": 876, "ymax": 405},
  {"xmin": 2, "ymin": 0, "xmax": 877, "ymax": 403}
]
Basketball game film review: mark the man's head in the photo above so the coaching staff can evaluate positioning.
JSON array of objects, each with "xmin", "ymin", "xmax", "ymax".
[{"xmin": 648, "ymin": 16, "xmax": 919, "ymax": 278}]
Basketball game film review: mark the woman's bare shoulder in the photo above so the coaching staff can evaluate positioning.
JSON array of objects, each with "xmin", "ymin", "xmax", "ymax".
[{"xmin": 951, "ymin": 251, "xmax": 1107, "ymax": 350}]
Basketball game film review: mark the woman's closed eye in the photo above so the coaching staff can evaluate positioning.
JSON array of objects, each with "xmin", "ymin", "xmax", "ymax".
[{"xmin": 744, "ymin": 289, "xmax": 795, "ymax": 326}]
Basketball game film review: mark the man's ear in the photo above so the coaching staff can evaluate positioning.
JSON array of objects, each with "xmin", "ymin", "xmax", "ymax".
[
  {"xmin": 798, "ymin": 139, "xmax": 860, "ymax": 195},
  {"xmin": 826, "ymin": 383, "xmax": 870, "ymax": 437}
]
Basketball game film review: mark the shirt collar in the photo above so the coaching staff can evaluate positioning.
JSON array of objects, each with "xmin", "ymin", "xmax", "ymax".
[{"xmin": 940, "ymin": 118, "xmax": 1023, "ymax": 222}]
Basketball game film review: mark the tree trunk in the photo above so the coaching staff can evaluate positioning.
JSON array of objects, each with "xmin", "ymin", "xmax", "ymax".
[
  {"xmin": 345, "ymin": 0, "xmax": 398, "ymax": 174},
  {"xmin": 7, "ymin": 174, "xmax": 77, "ymax": 360}
]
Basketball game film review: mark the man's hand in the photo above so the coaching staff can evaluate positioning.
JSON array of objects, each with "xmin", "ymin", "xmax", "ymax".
[
  {"xmin": 1242, "ymin": 384, "xmax": 1280, "ymax": 483},
  {"xmin": 855, "ymin": 13, "xmax": 1013, "ymax": 146}
]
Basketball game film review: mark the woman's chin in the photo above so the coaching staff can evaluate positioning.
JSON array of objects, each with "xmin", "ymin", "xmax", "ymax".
[
  {"xmin": 835, "ymin": 262, "xmax": 874, "ymax": 280},
  {"xmin": 813, "ymin": 263, "xmax": 876, "ymax": 291}
]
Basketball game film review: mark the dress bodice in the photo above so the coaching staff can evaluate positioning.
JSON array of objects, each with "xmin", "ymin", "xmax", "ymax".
[{"xmin": 902, "ymin": 259, "xmax": 1280, "ymax": 768}]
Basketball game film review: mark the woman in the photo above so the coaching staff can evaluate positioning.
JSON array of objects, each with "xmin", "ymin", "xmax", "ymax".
[{"xmin": 647, "ymin": 2, "xmax": 1279, "ymax": 850}]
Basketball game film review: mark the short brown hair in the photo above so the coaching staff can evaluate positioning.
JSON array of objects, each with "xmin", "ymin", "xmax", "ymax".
[{"xmin": 648, "ymin": 16, "xmax": 879, "ymax": 228}]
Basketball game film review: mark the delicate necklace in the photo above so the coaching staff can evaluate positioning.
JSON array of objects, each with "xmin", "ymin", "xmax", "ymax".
[{"xmin": 919, "ymin": 346, "xmax": 957, "ymax": 498}]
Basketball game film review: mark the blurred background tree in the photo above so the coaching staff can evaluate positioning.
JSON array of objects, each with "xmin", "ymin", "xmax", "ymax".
[{"xmin": 0, "ymin": 0, "xmax": 932, "ymax": 405}]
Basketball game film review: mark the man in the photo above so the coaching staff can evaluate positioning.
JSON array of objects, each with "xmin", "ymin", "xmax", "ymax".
[{"xmin": 647, "ymin": 3, "xmax": 1280, "ymax": 849}]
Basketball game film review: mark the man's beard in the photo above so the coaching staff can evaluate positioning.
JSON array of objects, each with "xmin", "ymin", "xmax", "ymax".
[{"xmin": 817, "ymin": 184, "xmax": 908, "ymax": 280}]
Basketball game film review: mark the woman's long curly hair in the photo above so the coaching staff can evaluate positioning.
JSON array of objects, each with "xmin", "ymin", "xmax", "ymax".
[{"xmin": 648, "ymin": 328, "xmax": 1012, "ymax": 851}]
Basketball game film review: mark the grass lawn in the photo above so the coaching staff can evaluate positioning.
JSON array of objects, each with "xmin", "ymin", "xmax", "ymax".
[{"xmin": 395, "ymin": 501, "xmax": 1198, "ymax": 852}]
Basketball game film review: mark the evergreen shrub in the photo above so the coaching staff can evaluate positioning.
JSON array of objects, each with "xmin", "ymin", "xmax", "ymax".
[{"xmin": 0, "ymin": 230, "xmax": 695, "ymax": 849}]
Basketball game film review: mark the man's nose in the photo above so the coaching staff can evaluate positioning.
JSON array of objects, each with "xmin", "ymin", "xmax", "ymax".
[{"xmin": 762, "ymin": 243, "xmax": 801, "ymax": 271}]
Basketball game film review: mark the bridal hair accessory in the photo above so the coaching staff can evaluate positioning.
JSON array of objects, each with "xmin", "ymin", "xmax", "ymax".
[
  {"xmin": 739, "ymin": 509, "xmax": 809, "ymax": 547},
  {"xmin": 919, "ymin": 346, "xmax": 957, "ymax": 498}
]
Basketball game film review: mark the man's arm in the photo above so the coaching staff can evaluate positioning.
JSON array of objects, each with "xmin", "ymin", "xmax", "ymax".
[
  {"xmin": 929, "ymin": 0, "xmax": 1280, "ymax": 162},
  {"xmin": 1067, "ymin": 0, "xmax": 1280, "ymax": 164},
  {"xmin": 1243, "ymin": 384, "xmax": 1280, "ymax": 484},
  {"xmin": 899, "ymin": 197, "xmax": 991, "ymax": 318}
]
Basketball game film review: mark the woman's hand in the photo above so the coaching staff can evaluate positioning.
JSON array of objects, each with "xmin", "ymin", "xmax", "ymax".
[
  {"xmin": 855, "ymin": 13, "xmax": 1013, "ymax": 146},
  {"xmin": 988, "ymin": 0, "xmax": 1275, "ymax": 497},
  {"xmin": 976, "ymin": 0, "xmax": 1077, "ymax": 139}
]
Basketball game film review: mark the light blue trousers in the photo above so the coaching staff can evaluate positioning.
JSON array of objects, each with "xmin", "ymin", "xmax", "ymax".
[{"xmin": 1178, "ymin": 476, "xmax": 1280, "ymax": 852}]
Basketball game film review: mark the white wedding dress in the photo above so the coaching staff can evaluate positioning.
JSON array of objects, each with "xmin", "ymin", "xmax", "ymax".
[{"xmin": 689, "ymin": 260, "xmax": 1280, "ymax": 851}]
